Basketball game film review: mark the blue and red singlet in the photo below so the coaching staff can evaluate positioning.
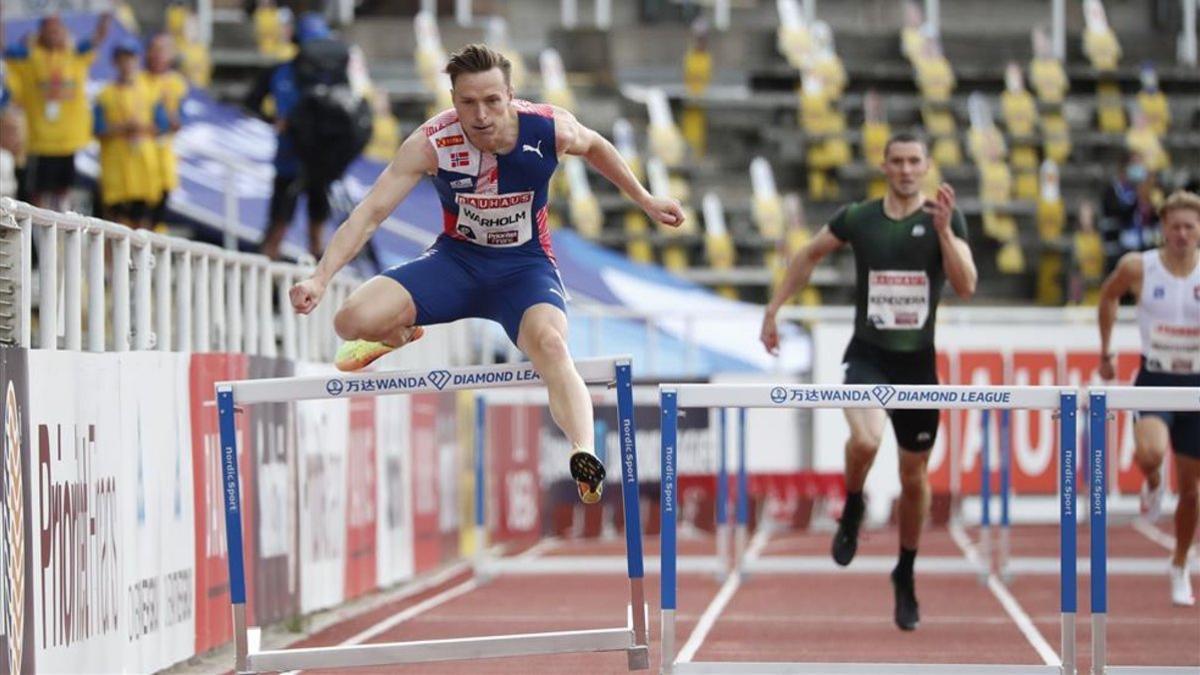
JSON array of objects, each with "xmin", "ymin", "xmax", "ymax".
[{"xmin": 381, "ymin": 100, "xmax": 569, "ymax": 343}]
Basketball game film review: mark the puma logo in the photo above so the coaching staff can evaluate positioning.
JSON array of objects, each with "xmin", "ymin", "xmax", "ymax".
[{"xmin": 522, "ymin": 140, "xmax": 544, "ymax": 158}]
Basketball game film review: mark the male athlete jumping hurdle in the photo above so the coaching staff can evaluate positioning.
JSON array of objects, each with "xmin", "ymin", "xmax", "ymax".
[{"xmin": 287, "ymin": 44, "xmax": 684, "ymax": 504}]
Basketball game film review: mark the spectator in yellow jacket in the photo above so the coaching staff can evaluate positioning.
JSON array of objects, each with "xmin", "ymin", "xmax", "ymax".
[
  {"xmin": 143, "ymin": 34, "xmax": 189, "ymax": 226},
  {"xmin": 4, "ymin": 13, "xmax": 110, "ymax": 210},
  {"xmin": 94, "ymin": 39, "xmax": 169, "ymax": 229}
]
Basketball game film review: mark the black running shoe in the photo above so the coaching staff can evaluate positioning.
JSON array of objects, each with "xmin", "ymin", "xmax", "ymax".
[
  {"xmin": 569, "ymin": 450, "xmax": 606, "ymax": 504},
  {"xmin": 831, "ymin": 498, "xmax": 864, "ymax": 566},
  {"xmin": 891, "ymin": 568, "xmax": 920, "ymax": 631}
]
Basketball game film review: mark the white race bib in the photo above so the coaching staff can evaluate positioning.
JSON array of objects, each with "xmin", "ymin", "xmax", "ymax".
[
  {"xmin": 1145, "ymin": 322, "xmax": 1200, "ymax": 374},
  {"xmin": 454, "ymin": 191, "xmax": 535, "ymax": 248},
  {"xmin": 866, "ymin": 270, "xmax": 930, "ymax": 330}
]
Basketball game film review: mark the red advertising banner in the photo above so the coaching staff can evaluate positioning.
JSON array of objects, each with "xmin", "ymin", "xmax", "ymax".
[
  {"xmin": 344, "ymin": 397, "xmax": 378, "ymax": 600},
  {"xmin": 410, "ymin": 394, "xmax": 440, "ymax": 573},
  {"xmin": 188, "ymin": 354, "xmax": 252, "ymax": 653},
  {"xmin": 487, "ymin": 406, "xmax": 541, "ymax": 545}
]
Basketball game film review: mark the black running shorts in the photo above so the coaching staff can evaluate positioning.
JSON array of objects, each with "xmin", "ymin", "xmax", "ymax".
[
  {"xmin": 842, "ymin": 337, "xmax": 939, "ymax": 452},
  {"xmin": 1133, "ymin": 357, "xmax": 1200, "ymax": 460}
]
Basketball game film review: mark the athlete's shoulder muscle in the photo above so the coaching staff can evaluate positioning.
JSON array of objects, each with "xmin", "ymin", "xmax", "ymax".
[{"xmin": 393, "ymin": 127, "xmax": 438, "ymax": 176}]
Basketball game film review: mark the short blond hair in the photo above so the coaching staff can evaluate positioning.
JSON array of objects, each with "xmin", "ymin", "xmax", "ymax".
[
  {"xmin": 445, "ymin": 44, "xmax": 511, "ymax": 86},
  {"xmin": 1159, "ymin": 190, "xmax": 1200, "ymax": 221}
]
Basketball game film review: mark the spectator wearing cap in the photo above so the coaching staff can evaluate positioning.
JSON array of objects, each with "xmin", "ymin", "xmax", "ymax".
[
  {"xmin": 4, "ymin": 13, "xmax": 110, "ymax": 211},
  {"xmin": 143, "ymin": 33, "xmax": 190, "ymax": 227},
  {"xmin": 93, "ymin": 38, "xmax": 169, "ymax": 229}
]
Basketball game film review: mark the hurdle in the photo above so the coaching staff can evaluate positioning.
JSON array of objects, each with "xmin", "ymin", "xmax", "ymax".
[
  {"xmin": 980, "ymin": 408, "xmax": 1015, "ymax": 582},
  {"xmin": 660, "ymin": 383, "xmax": 1078, "ymax": 675},
  {"xmin": 214, "ymin": 356, "xmax": 650, "ymax": 673},
  {"xmin": 1088, "ymin": 386, "xmax": 1200, "ymax": 675}
]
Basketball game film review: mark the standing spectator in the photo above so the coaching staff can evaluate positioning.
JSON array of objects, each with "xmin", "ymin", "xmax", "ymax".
[
  {"xmin": 93, "ymin": 39, "xmax": 168, "ymax": 229},
  {"xmin": 1100, "ymin": 149, "xmax": 1161, "ymax": 273},
  {"xmin": 245, "ymin": 13, "xmax": 371, "ymax": 260},
  {"xmin": 1, "ymin": 54, "xmax": 24, "ymax": 199},
  {"xmin": 4, "ymin": 13, "xmax": 110, "ymax": 211},
  {"xmin": 143, "ymin": 33, "xmax": 189, "ymax": 228}
]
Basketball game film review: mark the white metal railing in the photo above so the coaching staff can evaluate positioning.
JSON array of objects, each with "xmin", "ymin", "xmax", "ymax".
[{"xmin": 0, "ymin": 198, "xmax": 359, "ymax": 362}]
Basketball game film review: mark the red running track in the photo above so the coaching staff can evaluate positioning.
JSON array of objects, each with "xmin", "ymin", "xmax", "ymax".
[{"xmin": 268, "ymin": 520, "xmax": 1196, "ymax": 673}]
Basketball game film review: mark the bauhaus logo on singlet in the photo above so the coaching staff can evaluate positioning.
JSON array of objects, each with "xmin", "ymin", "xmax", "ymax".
[{"xmin": 455, "ymin": 192, "xmax": 534, "ymax": 247}]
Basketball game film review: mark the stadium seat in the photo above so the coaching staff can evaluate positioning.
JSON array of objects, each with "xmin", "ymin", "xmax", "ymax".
[{"xmin": 701, "ymin": 193, "xmax": 738, "ymax": 299}]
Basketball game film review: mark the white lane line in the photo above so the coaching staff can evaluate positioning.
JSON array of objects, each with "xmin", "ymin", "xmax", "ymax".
[
  {"xmin": 676, "ymin": 526, "xmax": 773, "ymax": 663},
  {"xmin": 342, "ymin": 578, "xmax": 482, "ymax": 646},
  {"xmin": 515, "ymin": 536, "xmax": 561, "ymax": 560},
  {"xmin": 950, "ymin": 522, "xmax": 1060, "ymax": 666}
]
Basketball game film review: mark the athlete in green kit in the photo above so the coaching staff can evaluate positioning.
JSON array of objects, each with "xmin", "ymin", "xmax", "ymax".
[{"xmin": 760, "ymin": 132, "xmax": 978, "ymax": 630}]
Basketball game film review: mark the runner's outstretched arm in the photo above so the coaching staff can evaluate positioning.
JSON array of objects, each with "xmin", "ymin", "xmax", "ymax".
[
  {"xmin": 552, "ymin": 106, "xmax": 685, "ymax": 228},
  {"xmin": 292, "ymin": 130, "xmax": 434, "ymax": 313},
  {"xmin": 760, "ymin": 226, "xmax": 844, "ymax": 354}
]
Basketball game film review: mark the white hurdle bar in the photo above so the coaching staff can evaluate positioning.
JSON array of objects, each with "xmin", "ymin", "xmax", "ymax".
[
  {"xmin": 660, "ymin": 384, "xmax": 1078, "ymax": 675},
  {"xmin": 1088, "ymin": 386, "xmax": 1200, "ymax": 675},
  {"xmin": 214, "ymin": 356, "xmax": 650, "ymax": 673}
]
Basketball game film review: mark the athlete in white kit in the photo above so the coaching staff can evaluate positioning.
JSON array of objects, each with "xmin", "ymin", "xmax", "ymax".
[{"xmin": 1098, "ymin": 190, "xmax": 1200, "ymax": 607}]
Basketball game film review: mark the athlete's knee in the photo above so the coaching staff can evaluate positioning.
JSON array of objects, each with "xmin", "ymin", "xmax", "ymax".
[
  {"xmin": 334, "ymin": 302, "xmax": 385, "ymax": 342},
  {"xmin": 333, "ymin": 305, "xmax": 363, "ymax": 341},
  {"xmin": 525, "ymin": 326, "xmax": 570, "ymax": 363},
  {"xmin": 846, "ymin": 433, "xmax": 881, "ymax": 460},
  {"xmin": 1134, "ymin": 444, "xmax": 1166, "ymax": 470}
]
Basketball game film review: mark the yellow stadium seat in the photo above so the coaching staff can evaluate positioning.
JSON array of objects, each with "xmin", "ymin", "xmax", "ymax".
[
  {"xmin": 997, "ymin": 239, "xmax": 1026, "ymax": 274},
  {"xmin": 705, "ymin": 233, "xmax": 736, "ymax": 299},
  {"xmin": 623, "ymin": 212, "xmax": 654, "ymax": 263},
  {"xmin": 861, "ymin": 121, "xmax": 889, "ymax": 166},
  {"xmin": 914, "ymin": 55, "xmax": 955, "ymax": 104},
  {"xmin": 1041, "ymin": 114, "xmax": 1072, "ymax": 163},
  {"xmin": 1126, "ymin": 123, "xmax": 1170, "ymax": 171},
  {"xmin": 1029, "ymin": 58, "xmax": 1069, "ymax": 105},
  {"xmin": 1136, "ymin": 91, "xmax": 1170, "ymax": 137},
  {"xmin": 1037, "ymin": 196, "xmax": 1065, "ymax": 242},
  {"xmin": 569, "ymin": 195, "xmax": 603, "ymax": 239},
  {"xmin": 778, "ymin": 25, "xmax": 813, "ymax": 70},
  {"xmin": 649, "ymin": 123, "xmax": 686, "ymax": 168},
  {"xmin": 1037, "ymin": 252, "xmax": 1065, "ymax": 305},
  {"xmin": 1083, "ymin": 28, "xmax": 1121, "ymax": 72},
  {"xmin": 1096, "ymin": 81, "xmax": 1126, "ymax": 133},
  {"xmin": 661, "ymin": 246, "xmax": 690, "ymax": 271},
  {"xmin": 1001, "ymin": 90, "xmax": 1038, "ymax": 139},
  {"xmin": 979, "ymin": 161, "xmax": 1013, "ymax": 206},
  {"xmin": 983, "ymin": 209, "xmax": 1017, "ymax": 241},
  {"xmin": 1073, "ymin": 228, "xmax": 1104, "ymax": 305},
  {"xmin": 753, "ymin": 196, "xmax": 784, "ymax": 240},
  {"xmin": 682, "ymin": 106, "xmax": 707, "ymax": 157}
]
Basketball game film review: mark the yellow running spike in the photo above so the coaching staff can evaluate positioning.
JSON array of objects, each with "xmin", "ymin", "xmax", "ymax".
[{"xmin": 333, "ymin": 327, "xmax": 424, "ymax": 372}]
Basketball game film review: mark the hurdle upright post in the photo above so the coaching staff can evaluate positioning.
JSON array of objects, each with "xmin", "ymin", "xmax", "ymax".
[
  {"xmin": 474, "ymin": 394, "xmax": 488, "ymax": 570},
  {"xmin": 735, "ymin": 408, "xmax": 749, "ymax": 569},
  {"xmin": 660, "ymin": 388, "xmax": 679, "ymax": 674},
  {"xmin": 1089, "ymin": 392, "xmax": 1108, "ymax": 675},
  {"xmin": 1059, "ymin": 391, "xmax": 1078, "ymax": 675},
  {"xmin": 980, "ymin": 409, "xmax": 992, "ymax": 582},
  {"xmin": 716, "ymin": 408, "xmax": 730, "ymax": 579},
  {"xmin": 614, "ymin": 362, "xmax": 649, "ymax": 670},
  {"xmin": 999, "ymin": 408, "xmax": 1012, "ymax": 582},
  {"xmin": 215, "ymin": 386, "xmax": 250, "ymax": 672}
]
